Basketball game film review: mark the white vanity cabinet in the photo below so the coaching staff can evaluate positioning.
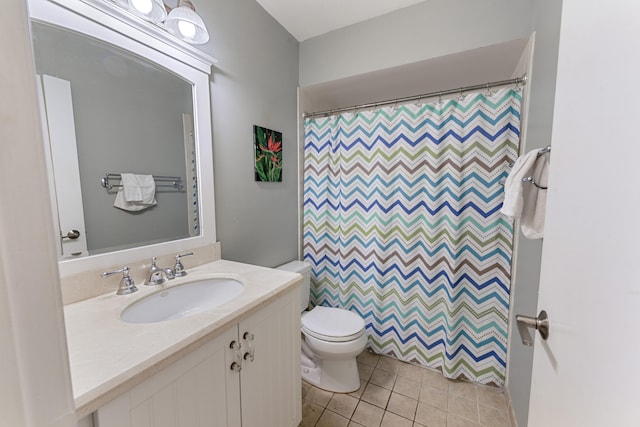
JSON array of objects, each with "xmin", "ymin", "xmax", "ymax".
[{"xmin": 94, "ymin": 288, "xmax": 301, "ymax": 427}]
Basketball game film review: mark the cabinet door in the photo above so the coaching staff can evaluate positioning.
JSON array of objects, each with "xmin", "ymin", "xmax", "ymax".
[
  {"xmin": 95, "ymin": 326, "xmax": 241, "ymax": 427},
  {"xmin": 238, "ymin": 288, "xmax": 301, "ymax": 427}
]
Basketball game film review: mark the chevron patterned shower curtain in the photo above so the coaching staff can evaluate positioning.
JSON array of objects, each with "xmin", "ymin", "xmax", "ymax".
[{"xmin": 303, "ymin": 88, "xmax": 521, "ymax": 386}]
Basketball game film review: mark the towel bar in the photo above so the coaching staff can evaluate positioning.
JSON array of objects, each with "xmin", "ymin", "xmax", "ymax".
[
  {"xmin": 101, "ymin": 173, "xmax": 184, "ymax": 191},
  {"xmin": 521, "ymin": 175, "xmax": 547, "ymax": 190},
  {"xmin": 500, "ymin": 145, "xmax": 551, "ymax": 188}
]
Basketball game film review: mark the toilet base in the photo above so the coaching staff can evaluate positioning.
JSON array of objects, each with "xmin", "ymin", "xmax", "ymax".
[{"xmin": 301, "ymin": 356, "xmax": 361, "ymax": 393}]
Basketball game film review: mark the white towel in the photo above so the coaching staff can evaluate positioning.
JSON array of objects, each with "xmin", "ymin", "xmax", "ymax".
[
  {"xmin": 521, "ymin": 155, "xmax": 549, "ymax": 239},
  {"xmin": 113, "ymin": 173, "xmax": 157, "ymax": 212},
  {"xmin": 500, "ymin": 149, "xmax": 549, "ymax": 239}
]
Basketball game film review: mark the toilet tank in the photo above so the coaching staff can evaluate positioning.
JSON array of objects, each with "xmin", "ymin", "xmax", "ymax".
[{"xmin": 276, "ymin": 260, "xmax": 311, "ymax": 312}]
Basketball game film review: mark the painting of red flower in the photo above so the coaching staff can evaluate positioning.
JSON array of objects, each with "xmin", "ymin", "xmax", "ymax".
[{"xmin": 254, "ymin": 125, "xmax": 283, "ymax": 182}]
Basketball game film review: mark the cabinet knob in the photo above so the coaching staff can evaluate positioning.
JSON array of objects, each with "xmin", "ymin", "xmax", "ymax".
[
  {"xmin": 230, "ymin": 361, "xmax": 242, "ymax": 372},
  {"xmin": 243, "ymin": 352, "xmax": 254, "ymax": 362},
  {"xmin": 229, "ymin": 340, "xmax": 241, "ymax": 350}
]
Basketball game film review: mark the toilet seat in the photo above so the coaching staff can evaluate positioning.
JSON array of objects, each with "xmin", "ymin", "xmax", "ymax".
[{"xmin": 301, "ymin": 306, "xmax": 365, "ymax": 343}]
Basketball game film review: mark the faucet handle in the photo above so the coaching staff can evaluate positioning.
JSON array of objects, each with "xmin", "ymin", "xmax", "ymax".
[
  {"xmin": 174, "ymin": 252, "xmax": 194, "ymax": 277},
  {"xmin": 149, "ymin": 257, "xmax": 160, "ymax": 272},
  {"xmin": 101, "ymin": 267, "xmax": 138, "ymax": 295}
]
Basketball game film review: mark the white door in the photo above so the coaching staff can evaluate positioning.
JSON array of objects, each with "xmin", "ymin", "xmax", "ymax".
[
  {"xmin": 37, "ymin": 74, "xmax": 88, "ymax": 258},
  {"xmin": 527, "ymin": 1, "xmax": 640, "ymax": 426}
]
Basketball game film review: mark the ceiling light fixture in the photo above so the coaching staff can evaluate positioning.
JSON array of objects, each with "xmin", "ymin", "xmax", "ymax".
[
  {"xmin": 127, "ymin": 0, "xmax": 167, "ymax": 22},
  {"xmin": 107, "ymin": 0, "xmax": 209, "ymax": 45},
  {"xmin": 165, "ymin": 0, "xmax": 209, "ymax": 44}
]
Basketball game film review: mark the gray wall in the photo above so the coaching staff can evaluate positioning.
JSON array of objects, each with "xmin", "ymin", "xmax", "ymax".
[
  {"xmin": 300, "ymin": 0, "xmax": 534, "ymax": 86},
  {"xmin": 193, "ymin": 0, "xmax": 300, "ymax": 266},
  {"xmin": 507, "ymin": 1, "xmax": 563, "ymax": 426},
  {"xmin": 33, "ymin": 23, "xmax": 193, "ymax": 255}
]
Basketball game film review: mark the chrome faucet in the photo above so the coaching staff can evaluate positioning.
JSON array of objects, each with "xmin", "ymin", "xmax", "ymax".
[
  {"xmin": 145, "ymin": 257, "xmax": 175, "ymax": 286},
  {"xmin": 173, "ymin": 252, "xmax": 194, "ymax": 277},
  {"xmin": 100, "ymin": 267, "xmax": 138, "ymax": 295}
]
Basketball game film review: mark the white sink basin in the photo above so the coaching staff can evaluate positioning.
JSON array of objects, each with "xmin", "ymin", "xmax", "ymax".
[{"xmin": 121, "ymin": 278, "xmax": 245, "ymax": 324}]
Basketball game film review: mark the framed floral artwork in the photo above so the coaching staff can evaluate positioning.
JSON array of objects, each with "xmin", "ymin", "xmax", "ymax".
[{"xmin": 254, "ymin": 125, "xmax": 283, "ymax": 182}]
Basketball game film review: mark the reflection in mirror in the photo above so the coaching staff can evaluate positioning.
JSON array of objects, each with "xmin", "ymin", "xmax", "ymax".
[{"xmin": 32, "ymin": 22, "xmax": 199, "ymax": 259}]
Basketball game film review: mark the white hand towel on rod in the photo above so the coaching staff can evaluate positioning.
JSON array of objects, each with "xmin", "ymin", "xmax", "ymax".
[
  {"xmin": 500, "ymin": 149, "xmax": 549, "ymax": 239},
  {"xmin": 520, "ymin": 154, "xmax": 549, "ymax": 239},
  {"xmin": 113, "ymin": 173, "xmax": 157, "ymax": 212}
]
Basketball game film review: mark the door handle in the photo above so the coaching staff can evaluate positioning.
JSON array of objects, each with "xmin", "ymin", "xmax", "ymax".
[
  {"xmin": 61, "ymin": 229, "xmax": 81, "ymax": 240},
  {"xmin": 516, "ymin": 310, "xmax": 549, "ymax": 346}
]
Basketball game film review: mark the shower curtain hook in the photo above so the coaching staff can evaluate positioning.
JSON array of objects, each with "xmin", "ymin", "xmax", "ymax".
[
  {"xmin": 486, "ymin": 83, "xmax": 491, "ymax": 97},
  {"xmin": 515, "ymin": 80, "xmax": 523, "ymax": 93},
  {"xmin": 458, "ymin": 88, "xmax": 466, "ymax": 101},
  {"xmin": 437, "ymin": 92, "xmax": 443, "ymax": 106}
]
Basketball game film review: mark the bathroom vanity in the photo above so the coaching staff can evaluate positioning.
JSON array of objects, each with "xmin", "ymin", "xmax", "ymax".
[
  {"xmin": 66, "ymin": 260, "xmax": 302, "ymax": 426},
  {"xmin": 26, "ymin": 1, "xmax": 303, "ymax": 425}
]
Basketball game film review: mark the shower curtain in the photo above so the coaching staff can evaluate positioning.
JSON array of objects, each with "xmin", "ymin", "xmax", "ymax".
[{"xmin": 303, "ymin": 88, "xmax": 521, "ymax": 386}]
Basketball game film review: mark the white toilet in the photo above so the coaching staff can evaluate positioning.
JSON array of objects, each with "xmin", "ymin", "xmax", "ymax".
[{"xmin": 277, "ymin": 260, "xmax": 367, "ymax": 393}]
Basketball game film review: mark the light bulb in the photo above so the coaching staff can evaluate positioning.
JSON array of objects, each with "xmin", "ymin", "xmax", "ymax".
[
  {"xmin": 130, "ymin": 0, "xmax": 153, "ymax": 14},
  {"xmin": 178, "ymin": 20, "xmax": 197, "ymax": 38}
]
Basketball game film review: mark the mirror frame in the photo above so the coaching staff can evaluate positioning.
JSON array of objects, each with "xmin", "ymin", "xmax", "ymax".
[{"xmin": 29, "ymin": 0, "xmax": 217, "ymax": 277}]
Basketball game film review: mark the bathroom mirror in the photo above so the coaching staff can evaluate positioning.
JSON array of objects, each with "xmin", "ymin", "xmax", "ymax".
[
  {"xmin": 29, "ymin": 0, "xmax": 216, "ymax": 276},
  {"xmin": 33, "ymin": 21, "xmax": 197, "ymax": 258}
]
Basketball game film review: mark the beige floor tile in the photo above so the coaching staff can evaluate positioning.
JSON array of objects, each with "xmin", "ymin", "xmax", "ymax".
[
  {"xmin": 380, "ymin": 411, "xmax": 413, "ymax": 427},
  {"xmin": 414, "ymin": 402, "xmax": 447, "ymax": 427},
  {"xmin": 316, "ymin": 409, "xmax": 350, "ymax": 427},
  {"xmin": 418, "ymin": 384, "xmax": 448, "ymax": 410},
  {"xmin": 477, "ymin": 386, "xmax": 506, "ymax": 411},
  {"xmin": 327, "ymin": 393, "xmax": 359, "ymax": 419},
  {"xmin": 370, "ymin": 368, "xmax": 397, "ymax": 390},
  {"xmin": 352, "ymin": 401, "xmax": 385, "ymax": 427},
  {"xmin": 358, "ymin": 363, "xmax": 375, "ymax": 382},
  {"xmin": 447, "ymin": 413, "xmax": 482, "ymax": 427},
  {"xmin": 393, "ymin": 377, "xmax": 421, "ymax": 400},
  {"xmin": 361, "ymin": 383, "xmax": 391, "ymax": 409},
  {"xmin": 479, "ymin": 404, "xmax": 511, "ymax": 427},
  {"xmin": 301, "ymin": 400, "xmax": 324, "ymax": 427},
  {"xmin": 302, "ymin": 381, "xmax": 312, "ymax": 401},
  {"xmin": 387, "ymin": 392, "xmax": 418, "ymax": 420},
  {"xmin": 397, "ymin": 362, "xmax": 427, "ymax": 380},
  {"xmin": 349, "ymin": 380, "xmax": 367, "ymax": 399},
  {"xmin": 357, "ymin": 350, "xmax": 380, "ymax": 368},
  {"xmin": 348, "ymin": 422, "xmax": 365, "ymax": 427},
  {"xmin": 307, "ymin": 386, "xmax": 334, "ymax": 407},
  {"xmin": 376, "ymin": 356, "xmax": 403, "ymax": 374},
  {"xmin": 448, "ymin": 395, "xmax": 479, "ymax": 422},
  {"xmin": 448, "ymin": 380, "xmax": 478, "ymax": 401},
  {"xmin": 421, "ymin": 369, "xmax": 449, "ymax": 391}
]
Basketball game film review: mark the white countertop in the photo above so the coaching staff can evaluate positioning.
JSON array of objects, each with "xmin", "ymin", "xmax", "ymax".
[{"xmin": 64, "ymin": 259, "xmax": 302, "ymax": 419}]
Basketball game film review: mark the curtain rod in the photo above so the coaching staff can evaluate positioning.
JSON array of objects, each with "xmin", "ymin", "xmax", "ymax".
[{"xmin": 303, "ymin": 74, "xmax": 527, "ymax": 119}]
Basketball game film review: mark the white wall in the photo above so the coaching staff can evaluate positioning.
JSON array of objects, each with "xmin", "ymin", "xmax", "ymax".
[
  {"xmin": 0, "ymin": 1, "xmax": 76, "ymax": 426},
  {"xmin": 194, "ymin": 0, "xmax": 300, "ymax": 266},
  {"xmin": 300, "ymin": 0, "xmax": 534, "ymax": 87}
]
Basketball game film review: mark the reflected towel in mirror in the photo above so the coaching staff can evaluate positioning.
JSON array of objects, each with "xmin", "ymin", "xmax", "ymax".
[{"xmin": 113, "ymin": 173, "xmax": 157, "ymax": 211}]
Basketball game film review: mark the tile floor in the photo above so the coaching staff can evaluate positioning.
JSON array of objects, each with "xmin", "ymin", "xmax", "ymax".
[{"xmin": 300, "ymin": 350, "xmax": 512, "ymax": 427}]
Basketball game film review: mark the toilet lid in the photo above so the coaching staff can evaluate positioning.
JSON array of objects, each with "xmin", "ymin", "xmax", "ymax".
[{"xmin": 301, "ymin": 306, "xmax": 365, "ymax": 342}]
